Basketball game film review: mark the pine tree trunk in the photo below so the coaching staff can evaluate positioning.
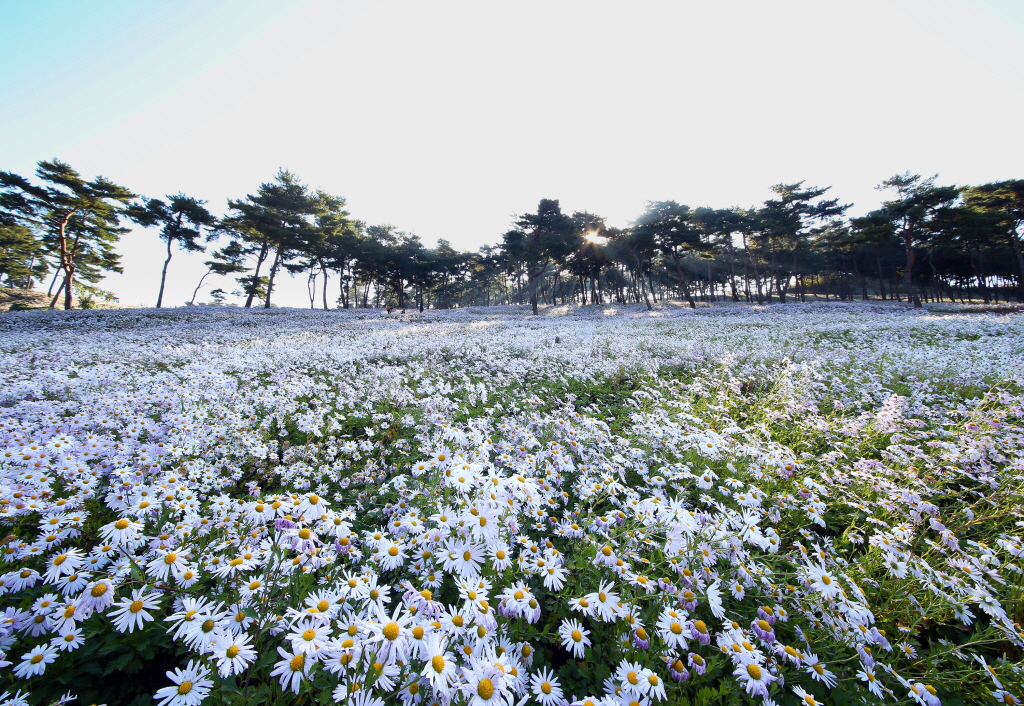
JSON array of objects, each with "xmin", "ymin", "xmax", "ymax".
[
  {"xmin": 974, "ymin": 246, "xmax": 990, "ymax": 303},
  {"xmin": 320, "ymin": 260, "xmax": 329, "ymax": 310},
  {"xmin": 1009, "ymin": 232, "xmax": 1024, "ymax": 302},
  {"xmin": 528, "ymin": 262, "xmax": 542, "ymax": 315},
  {"xmin": 671, "ymin": 253, "xmax": 696, "ymax": 308},
  {"xmin": 726, "ymin": 238, "xmax": 739, "ymax": 302},
  {"xmin": 264, "ymin": 248, "xmax": 282, "ymax": 309},
  {"xmin": 245, "ymin": 243, "xmax": 269, "ymax": 308},
  {"xmin": 47, "ymin": 269, "xmax": 61, "ymax": 297},
  {"xmin": 156, "ymin": 237, "xmax": 174, "ymax": 308},
  {"xmin": 63, "ymin": 269, "xmax": 74, "ymax": 310},
  {"xmin": 190, "ymin": 269, "xmax": 211, "ymax": 306},
  {"xmin": 53, "ymin": 212, "xmax": 74, "ymax": 309},
  {"xmin": 49, "ymin": 277, "xmax": 65, "ymax": 308},
  {"xmin": 902, "ymin": 231, "xmax": 921, "ymax": 307},
  {"xmin": 852, "ymin": 256, "xmax": 867, "ymax": 300},
  {"xmin": 632, "ymin": 250, "xmax": 653, "ymax": 311}
]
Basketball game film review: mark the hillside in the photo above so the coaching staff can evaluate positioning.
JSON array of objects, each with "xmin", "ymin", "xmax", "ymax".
[
  {"xmin": 0, "ymin": 286, "xmax": 53, "ymax": 311},
  {"xmin": 0, "ymin": 286, "xmax": 128, "ymax": 311}
]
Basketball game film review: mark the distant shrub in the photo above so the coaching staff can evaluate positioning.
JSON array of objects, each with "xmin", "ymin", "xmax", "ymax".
[{"xmin": 7, "ymin": 301, "xmax": 42, "ymax": 311}]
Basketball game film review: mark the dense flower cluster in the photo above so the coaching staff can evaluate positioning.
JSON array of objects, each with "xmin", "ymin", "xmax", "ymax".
[{"xmin": 0, "ymin": 302, "xmax": 1022, "ymax": 706}]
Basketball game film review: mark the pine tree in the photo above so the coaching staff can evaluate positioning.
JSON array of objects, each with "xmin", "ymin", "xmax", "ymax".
[
  {"xmin": 0, "ymin": 160, "xmax": 134, "ymax": 309},
  {"xmin": 128, "ymin": 194, "xmax": 216, "ymax": 307}
]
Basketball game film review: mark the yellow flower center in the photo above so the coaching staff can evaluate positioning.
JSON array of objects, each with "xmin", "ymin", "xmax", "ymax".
[
  {"xmin": 298, "ymin": 529, "xmax": 311, "ymax": 540},
  {"xmin": 383, "ymin": 622, "xmax": 400, "ymax": 640},
  {"xmin": 290, "ymin": 654, "xmax": 304, "ymax": 672},
  {"xmin": 747, "ymin": 664, "xmax": 762, "ymax": 680},
  {"xmin": 129, "ymin": 600, "xmax": 144, "ymax": 613},
  {"xmin": 115, "ymin": 519, "xmax": 130, "ymax": 530},
  {"xmin": 432, "ymin": 655, "xmax": 446, "ymax": 673},
  {"xmin": 302, "ymin": 629, "xmax": 316, "ymax": 641},
  {"xmin": 227, "ymin": 645, "xmax": 240, "ymax": 658},
  {"xmin": 477, "ymin": 678, "xmax": 494, "ymax": 700},
  {"xmin": 670, "ymin": 622, "xmax": 683, "ymax": 635}
]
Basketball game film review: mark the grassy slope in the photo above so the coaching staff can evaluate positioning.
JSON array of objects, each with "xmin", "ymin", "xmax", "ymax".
[{"xmin": 0, "ymin": 285, "xmax": 53, "ymax": 311}]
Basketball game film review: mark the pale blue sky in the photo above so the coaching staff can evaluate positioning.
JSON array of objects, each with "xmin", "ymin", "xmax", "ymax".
[{"xmin": 2, "ymin": 0, "xmax": 1023, "ymax": 307}]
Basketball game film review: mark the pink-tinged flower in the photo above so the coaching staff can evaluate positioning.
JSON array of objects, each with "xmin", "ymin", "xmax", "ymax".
[{"xmin": 750, "ymin": 618, "xmax": 776, "ymax": 643}]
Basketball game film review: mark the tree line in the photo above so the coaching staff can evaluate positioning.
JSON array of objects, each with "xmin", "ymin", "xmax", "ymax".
[{"xmin": 2, "ymin": 160, "xmax": 1022, "ymax": 311}]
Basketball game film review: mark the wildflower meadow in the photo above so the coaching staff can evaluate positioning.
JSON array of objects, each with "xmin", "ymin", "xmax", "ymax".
[{"xmin": 0, "ymin": 302, "xmax": 1021, "ymax": 706}]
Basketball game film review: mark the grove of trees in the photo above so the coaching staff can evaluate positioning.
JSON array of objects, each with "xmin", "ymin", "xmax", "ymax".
[{"xmin": 2, "ymin": 160, "xmax": 1023, "ymax": 310}]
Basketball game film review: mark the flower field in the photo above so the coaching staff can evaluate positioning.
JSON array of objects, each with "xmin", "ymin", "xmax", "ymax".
[{"xmin": 0, "ymin": 302, "xmax": 1022, "ymax": 706}]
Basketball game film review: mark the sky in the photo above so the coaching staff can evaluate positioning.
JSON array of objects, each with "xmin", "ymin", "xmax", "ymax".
[{"xmin": 2, "ymin": 0, "xmax": 1024, "ymax": 308}]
